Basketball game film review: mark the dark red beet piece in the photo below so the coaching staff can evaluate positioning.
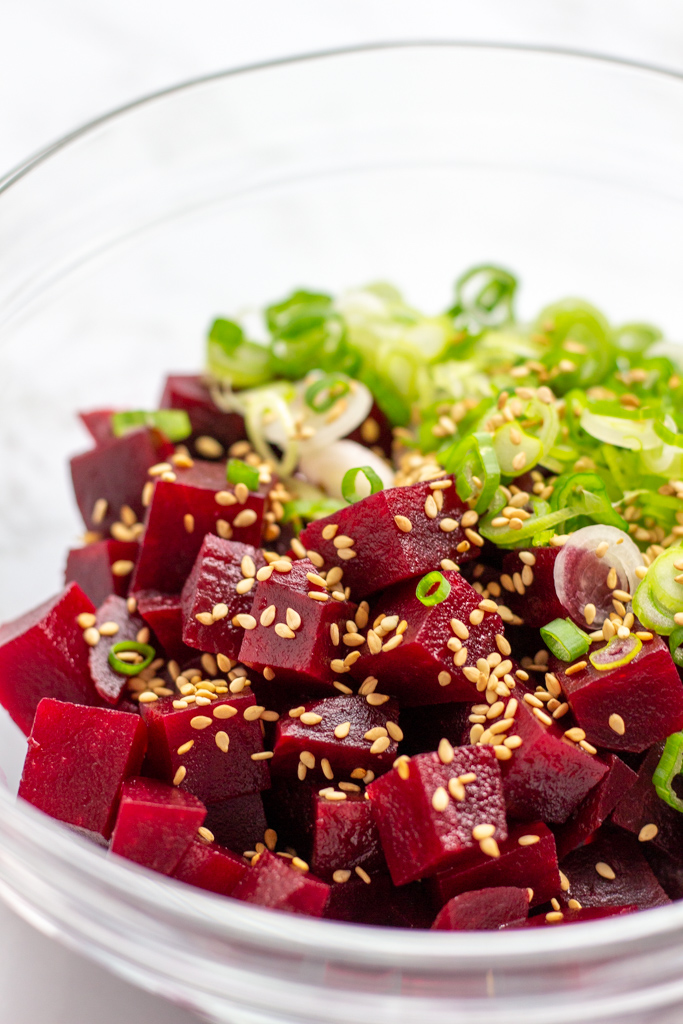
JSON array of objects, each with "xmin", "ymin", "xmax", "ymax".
[
  {"xmin": 239, "ymin": 559, "xmax": 356, "ymax": 690},
  {"xmin": 71, "ymin": 427, "xmax": 173, "ymax": 534},
  {"xmin": 560, "ymin": 829, "xmax": 670, "ymax": 910},
  {"xmin": 520, "ymin": 905, "xmax": 637, "ymax": 927},
  {"xmin": 501, "ymin": 548, "xmax": 567, "ymax": 628},
  {"xmin": 79, "ymin": 408, "xmax": 116, "ymax": 446},
  {"xmin": 426, "ymin": 822, "xmax": 560, "ymax": 910},
  {"xmin": 345, "ymin": 402, "xmax": 393, "ymax": 460},
  {"xmin": 132, "ymin": 462, "xmax": 268, "ymax": 595},
  {"xmin": 554, "ymin": 754, "xmax": 638, "ymax": 860},
  {"xmin": 550, "ymin": 633, "xmax": 683, "ymax": 753},
  {"xmin": 181, "ymin": 536, "xmax": 266, "ymax": 659},
  {"xmin": 65, "ymin": 539, "xmax": 139, "ymax": 607},
  {"xmin": 271, "ymin": 694, "xmax": 400, "ymax": 783},
  {"xmin": 19, "ymin": 698, "xmax": 147, "ymax": 841},
  {"xmin": 89, "ymin": 595, "xmax": 150, "ymax": 705},
  {"xmin": 110, "ymin": 776, "xmax": 206, "ymax": 874},
  {"xmin": 642, "ymin": 847, "xmax": 683, "ymax": 901},
  {"xmin": 349, "ymin": 571, "xmax": 505, "ymax": 705},
  {"xmin": 367, "ymin": 747, "xmax": 507, "ymax": 886},
  {"xmin": 325, "ymin": 872, "xmax": 432, "ymax": 928},
  {"xmin": 231, "ymin": 849, "xmax": 330, "ymax": 917},
  {"xmin": 203, "ymin": 791, "xmax": 268, "ymax": 854},
  {"xmin": 310, "ymin": 791, "xmax": 385, "ymax": 881},
  {"xmin": 0, "ymin": 583, "xmax": 100, "ymax": 735},
  {"xmin": 140, "ymin": 691, "xmax": 270, "ymax": 804},
  {"xmin": 134, "ymin": 590, "xmax": 194, "ymax": 663},
  {"xmin": 298, "ymin": 477, "xmax": 477, "ymax": 600},
  {"xmin": 173, "ymin": 836, "xmax": 248, "ymax": 896},
  {"xmin": 159, "ymin": 375, "xmax": 246, "ymax": 456},
  {"xmin": 432, "ymin": 886, "xmax": 529, "ymax": 931},
  {"xmin": 261, "ymin": 779, "xmax": 317, "ymax": 858},
  {"xmin": 611, "ymin": 743, "xmax": 683, "ymax": 864},
  {"xmin": 399, "ymin": 703, "xmax": 471, "ymax": 758}
]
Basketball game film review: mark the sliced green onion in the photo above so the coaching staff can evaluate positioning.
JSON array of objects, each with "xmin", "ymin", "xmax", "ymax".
[
  {"xmin": 341, "ymin": 466, "xmax": 384, "ymax": 504},
  {"xmin": 111, "ymin": 410, "xmax": 192, "ymax": 442},
  {"xmin": 108, "ymin": 641, "xmax": 156, "ymax": 677},
  {"xmin": 226, "ymin": 458, "xmax": 260, "ymax": 491},
  {"xmin": 654, "ymin": 418, "xmax": 683, "ymax": 449},
  {"xmin": 633, "ymin": 546, "xmax": 683, "ymax": 634},
  {"xmin": 589, "ymin": 634, "xmax": 642, "ymax": 671},
  {"xmin": 207, "ymin": 318, "xmax": 272, "ymax": 388},
  {"xmin": 441, "ymin": 431, "xmax": 500, "ymax": 513},
  {"xmin": 416, "ymin": 571, "xmax": 451, "ymax": 607},
  {"xmin": 480, "ymin": 505, "xmax": 578, "ymax": 547},
  {"xmin": 304, "ymin": 374, "xmax": 351, "ymax": 413},
  {"xmin": 653, "ymin": 732, "xmax": 683, "ymax": 813},
  {"xmin": 449, "ymin": 265, "xmax": 518, "ymax": 331},
  {"xmin": 540, "ymin": 618, "xmax": 590, "ymax": 661},
  {"xmin": 632, "ymin": 575, "xmax": 676, "ymax": 635},
  {"xmin": 551, "ymin": 472, "xmax": 627, "ymax": 531},
  {"xmin": 669, "ymin": 627, "xmax": 683, "ymax": 668}
]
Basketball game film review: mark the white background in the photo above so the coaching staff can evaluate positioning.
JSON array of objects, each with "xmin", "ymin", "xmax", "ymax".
[{"xmin": 2, "ymin": 2, "xmax": 683, "ymax": 1021}]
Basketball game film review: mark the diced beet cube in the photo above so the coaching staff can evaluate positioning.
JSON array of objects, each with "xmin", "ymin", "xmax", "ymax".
[
  {"xmin": 349, "ymin": 572, "xmax": 506, "ymax": 706},
  {"xmin": 173, "ymin": 836, "xmax": 248, "ymax": 895},
  {"xmin": 485, "ymin": 689, "xmax": 608, "ymax": 823},
  {"xmin": 521, "ymin": 905, "xmax": 637, "ymax": 927},
  {"xmin": 550, "ymin": 633, "xmax": 683, "ymax": 753},
  {"xmin": 325, "ymin": 872, "xmax": 432, "ymax": 928},
  {"xmin": 79, "ymin": 408, "xmax": 116, "ymax": 446},
  {"xmin": 203, "ymin": 791, "xmax": 268, "ymax": 854},
  {"xmin": 159, "ymin": 375, "xmax": 246, "ymax": 456},
  {"xmin": 642, "ymin": 847, "xmax": 683, "ymax": 901},
  {"xmin": 611, "ymin": 743, "xmax": 683, "ymax": 864},
  {"xmin": 239, "ymin": 559, "xmax": 356, "ymax": 690},
  {"xmin": 367, "ymin": 747, "xmax": 507, "ymax": 886},
  {"xmin": 132, "ymin": 462, "xmax": 268, "ymax": 595},
  {"xmin": 271, "ymin": 695, "xmax": 400, "ymax": 783},
  {"xmin": 65, "ymin": 539, "xmax": 139, "ymax": 607},
  {"xmin": 501, "ymin": 548, "xmax": 567, "ymax": 628},
  {"xmin": 426, "ymin": 822, "xmax": 560, "ymax": 910},
  {"xmin": 0, "ymin": 583, "xmax": 100, "ymax": 735},
  {"xmin": 559, "ymin": 829, "xmax": 670, "ymax": 910},
  {"xmin": 310, "ymin": 791, "xmax": 385, "ymax": 881},
  {"xmin": 554, "ymin": 754, "xmax": 638, "ymax": 860},
  {"xmin": 19, "ymin": 698, "xmax": 147, "ymax": 841},
  {"xmin": 110, "ymin": 776, "xmax": 206, "ymax": 874},
  {"xmin": 298, "ymin": 478, "xmax": 477, "ymax": 600},
  {"xmin": 231, "ymin": 849, "xmax": 330, "ymax": 917},
  {"xmin": 261, "ymin": 779, "xmax": 317, "ymax": 858},
  {"xmin": 88, "ymin": 595, "xmax": 150, "ymax": 705},
  {"xmin": 135, "ymin": 590, "xmax": 193, "ymax": 662},
  {"xmin": 181, "ymin": 536, "xmax": 266, "ymax": 659},
  {"xmin": 140, "ymin": 692, "xmax": 270, "ymax": 804},
  {"xmin": 399, "ymin": 704, "xmax": 472, "ymax": 757},
  {"xmin": 432, "ymin": 886, "xmax": 529, "ymax": 931},
  {"xmin": 71, "ymin": 427, "xmax": 173, "ymax": 534}
]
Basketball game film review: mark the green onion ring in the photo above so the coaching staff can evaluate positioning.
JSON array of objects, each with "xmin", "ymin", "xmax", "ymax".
[
  {"xmin": 670, "ymin": 627, "xmax": 683, "ymax": 668},
  {"xmin": 653, "ymin": 732, "xmax": 683, "ymax": 813},
  {"xmin": 108, "ymin": 641, "xmax": 156, "ymax": 677},
  {"xmin": 304, "ymin": 374, "xmax": 351, "ymax": 414},
  {"xmin": 540, "ymin": 617, "xmax": 590, "ymax": 662},
  {"xmin": 589, "ymin": 634, "xmax": 642, "ymax": 671},
  {"xmin": 341, "ymin": 466, "xmax": 384, "ymax": 504},
  {"xmin": 226, "ymin": 458, "xmax": 260, "ymax": 491},
  {"xmin": 416, "ymin": 571, "xmax": 451, "ymax": 607}
]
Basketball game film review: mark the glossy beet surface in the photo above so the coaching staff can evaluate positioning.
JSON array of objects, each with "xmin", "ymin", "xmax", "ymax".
[
  {"xmin": 349, "ymin": 571, "xmax": 506, "ymax": 706},
  {"xmin": 140, "ymin": 691, "xmax": 270, "ymax": 803},
  {"xmin": 310, "ymin": 792, "xmax": 385, "ymax": 881},
  {"xmin": 431, "ymin": 886, "xmax": 529, "ymax": 930},
  {"xmin": 181, "ymin": 535, "xmax": 266, "ymax": 659},
  {"xmin": 19, "ymin": 698, "xmax": 147, "ymax": 841},
  {"xmin": 172, "ymin": 836, "xmax": 248, "ymax": 895},
  {"xmin": 559, "ymin": 829, "xmax": 670, "ymax": 910},
  {"xmin": 550, "ymin": 632, "xmax": 683, "ymax": 753},
  {"xmin": 230, "ymin": 850, "xmax": 330, "ymax": 917},
  {"xmin": 522, "ymin": 905, "xmax": 637, "ymax": 927},
  {"xmin": 324, "ymin": 872, "xmax": 433, "ymax": 928},
  {"xmin": 159, "ymin": 375, "xmax": 246, "ymax": 456},
  {"xmin": 110, "ymin": 777, "xmax": 206, "ymax": 874},
  {"xmin": 0, "ymin": 583, "xmax": 99, "ymax": 735},
  {"xmin": 554, "ymin": 754, "xmax": 638, "ymax": 860},
  {"xmin": 367, "ymin": 747, "xmax": 507, "ymax": 886},
  {"xmin": 89, "ymin": 595, "xmax": 149, "ymax": 705},
  {"xmin": 203, "ymin": 791, "xmax": 268, "ymax": 854},
  {"xmin": 134, "ymin": 590, "xmax": 194, "ymax": 663},
  {"xmin": 65, "ymin": 539, "xmax": 139, "ymax": 607},
  {"xmin": 611, "ymin": 744, "xmax": 683, "ymax": 863},
  {"xmin": 500, "ymin": 548, "xmax": 566, "ymax": 628},
  {"xmin": 298, "ymin": 478, "xmax": 477, "ymax": 599},
  {"xmin": 79, "ymin": 408, "xmax": 116, "ymax": 446}
]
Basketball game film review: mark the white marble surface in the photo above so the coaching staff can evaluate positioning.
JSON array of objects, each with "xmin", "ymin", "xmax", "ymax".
[{"xmin": 1, "ymin": 2, "xmax": 683, "ymax": 1021}]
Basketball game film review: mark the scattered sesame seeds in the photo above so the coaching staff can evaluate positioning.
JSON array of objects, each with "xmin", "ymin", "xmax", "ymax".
[
  {"xmin": 173, "ymin": 766, "xmax": 187, "ymax": 786},
  {"xmin": 215, "ymin": 731, "xmax": 230, "ymax": 753},
  {"xmin": 565, "ymin": 661, "xmax": 587, "ymax": 676},
  {"xmin": 432, "ymin": 787, "xmax": 450, "ymax": 812},
  {"xmin": 190, "ymin": 716, "xmax": 213, "ymax": 730},
  {"xmin": 394, "ymin": 515, "xmax": 413, "ymax": 533},
  {"xmin": 595, "ymin": 861, "xmax": 616, "ymax": 880},
  {"xmin": 472, "ymin": 823, "xmax": 496, "ymax": 841},
  {"xmin": 233, "ymin": 508, "xmax": 258, "ymax": 528},
  {"xmin": 233, "ymin": 613, "xmax": 257, "ymax": 630},
  {"xmin": 111, "ymin": 559, "xmax": 135, "ymax": 577},
  {"xmin": 517, "ymin": 834, "xmax": 540, "ymax": 847},
  {"xmin": 439, "ymin": 518, "xmax": 459, "ymax": 532},
  {"xmin": 545, "ymin": 911, "xmax": 564, "ymax": 924},
  {"xmin": 322, "ymin": 523, "xmax": 338, "ymax": 540},
  {"xmin": 438, "ymin": 670, "xmax": 452, "ymax": 688},
  {"xmin": 333, "ymin": 869, "xmax": 351, "ymax": 883},
  {"xmin": 251, "ymin": 751, "xmax": 274, "ymax": 760},
  {"xmin": 638, "ymin": 823, "xmax": 659, "ymax": 842},
  {"xmin": 608, "ymin": 713, "xmax": 626, "ymax": 736},
  {"xmin": 479, "ymin": 837, "xmax": 500, "ymax": 858},
  {"xmin": 82, "ymin": 626, "xmax": 100, "ymax": 646}
]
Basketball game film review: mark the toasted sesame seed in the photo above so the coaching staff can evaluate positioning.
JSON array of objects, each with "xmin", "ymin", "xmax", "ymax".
[
  {"xmin": 111, "ymin": 559, "xmax": 135, "ymax": 577},
  {"xmin": 173, "ymin": 766, "xmax": 187, "ymax": 786},
  {"xmin": 300, "ymin": 712, "xmax": 323, "ymax": 726},
  {"xmin": 82, "ymin": 626, "xmax": 100, "ymax": 646},
  {"xmin": 479, "ymin": 599, "xmax": 498, "ymax": 613},
  {"xmin": 138, "ymin": 691, "xmax": 159, "ymax": 703},
  {"xmin": 447, "ymin": 778, "xmax": 465, "ymax": 801},
  {"xmin": 299, "ymin": 751, "xmax": 316, "ymax": 770},
  {"xmin": 608, "ymin": 713, "xmax": 626, "ymax": 736},
  {"xmin": 565, "ymin": 661, "xmax": 587, "ymax": 676},
  {"xmin": 190, "ymin": 716, "xmax": 213, "ymax": 731},
  {"xmin": 435, "ymin": 738, "xmax": 454, "ymax": 764},
  {"xmin": 212, "ymin": 705, "xmax": 237, "ymax": 721},
  {"xmin": 332, "ymin": 535, "xmax": 354, "ymax": 550},
  {"xmin": 595, "ymin": 861, "xmax": 616, "ymax": 880},
  {"xmin": 479, "ymin": 837, "xmax": 500, "ymax": 858},
  {"xmin": 370, "ymin": 736, "xmax": 391, "ymax": 755},
  {"xmin": 579, "ymin": 739, "xmax": 598, "ymax": 755},
  {"xmin": 366, "ymin": 692, "xmax": 390, "ymax": 706},
  {"xmin": 334, "ymin": 721, "xmax": 351, "ymax": 739},
  {"xmin": 439, "ymin": 518, "xmax": 459, "ymax": 532},
  {"xmin": 297, "ymin": 762, "xmax": 307, "ymax": 781},
  {"xmin": 263, "ymin": 667, "xmax": 275, "ymax": 681},
  {"xmin": 639, "ymin": 823, "xmax": 659, "ymax": 842},
  {"xmin": 545, "ymin": 911, "xmax": 564, "ymax": 924},
  {"xmin": 215, "ymin": 490, "xmax": 237, "ymax": 507},
  {"xmin": 382, "ymin": 634, "xmax": 403, "ymax": 652},
  {"xmin": 472, "ymin": 823, "xmax": 496, "ymax": 841},
  {"xmin": 256, "ymin": 565, "xmax": 274, "ymax": 583},
  {"xmin": 285, "ymin": 608, "xmax": 302, "ymax": 631},
  {"xmin": 364, "ymin": 726, "xmax": 388, "ymax": 741},
  {"xmin": 214, "ymin": 731, "xmax": 230, "ymax": 753},
  {"xmin": 432, "ymin": 787, "xmax": 450, "ymax": 812},
  {"xmin": 424, "ymin": 494, "xmax": 438, "ymax": 520},
  {"xmin": 469, "ymin": 609, "xmax": 485, "ymax": 626},
  {"xmin": 233, "ymin": 508, "xmax": 258, "ymax": 529},
  {"xmin": 332, "ymin": 868, "xmax": 351, "ymax": 884},
  {"xmin": 274, "ymin": 622, "xmax": 296, "ymax": 640},
  {"xmin": 216, "ymin": 519, "xmax": 233, "ymax": 539},
  {"xmin": 272, "ymin": 559, "xmax": 293, "ymax": 573},
  {"xmin": 243, "ymin": 705, "xmax": 265, "ymax": 722},
  {"xmin": 233, "ymin": 613, "xmax": 257, "ymax": 630},
  {"xmin": 564, "ymin": 727, "xmax": 586, "ymax": 743},
  {"xmin": 518, "ymin": 834, "xmax": 540, "ymax": 847},
  {"xmin": 251, "ymin": 751, "xmax": 274, "ymax": 760},
  {"xmin": 195, "ymin": 611, "xmax": 214, "ymax": 626},
  {"xmin": 437, "ymin": 670, "xmax": 452, "ymax": 688},
  {"xmin": 177, "ymin": 740, "xmax": 195, "ymax": 756},
  {"xmin": 453, "ymin": 648, "xmax": 468, "ymax": 667},
  {"xmin": 532, "ymin": 708, "xmax": 553, "ymax": 727},
  {"xmin": 394, "ymin": 515, "xmax": 413, "ymax": 533}
]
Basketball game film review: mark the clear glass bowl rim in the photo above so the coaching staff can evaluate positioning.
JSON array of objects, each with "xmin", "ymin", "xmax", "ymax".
[{"xmin": 2, "ymin": 39, "xmax": 683, "ymax": 972}]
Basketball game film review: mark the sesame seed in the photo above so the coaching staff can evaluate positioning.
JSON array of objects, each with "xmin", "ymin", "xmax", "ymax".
[
  {"xmin": 504, "ymin": 735, "xmax": 523, "ymax": 750},
  {"xmin": 82, "ymin": 627, "xmax": 100, "ymax": 646},
  {"xmin": 111, "ymin": 559, "xmax": 134, "ymax": 577},
  {"xmin": 608, "ymin": 713, "xmax": 626, "ymax": 735},
  {"xmin": 439, "ymin": 518, "xmax": 459, "ymax": 532},
  {"xmin": 211, "ymin": 705, "xmax": 237, "ymax": 721},
  {"xmin": 495, "ymin": 635, "xmax": 511, "ymax": 657},
  {"xmin": 479, "ymin": 599, "xmax": 498, "ymax": 613},
  {"xmin": 532, "ymin": 708, "xmax": 553, "ymax": 727},
  {"xmin": 215, "ymin": 490, "xmax": 237, "ymax": 506},
  {"xmin": 251, "ymin": 751, "xmax": 274, "ymax": 760},
  {"xmin": 545, "ymin": 911, "xmax": 564, "ymax": 924},
  {"xmin": 595, "ymin": 861, "xmax": 616, "ymax": 880},
  {"xmin": 272, "ymin": 559, "xmax": 293, "ymax": 573},
  {"xmin": 322, "ymin": 523, "xmax": 339, "ymax": 540},
  {"xmin": 173, "ymin": 766, "xmax": 187, "ymax": 786},
  {"xmin": 216, "ymin": 519, "xmax": 233, "ymax": 539},
  {"xmin": 273, "ymin": 622, "xmax": 295, "ymax": 640},
  {"xmin": 177, "ymin": 740, "xmax": 194, "ymax": 755},
  {"xmin": 472, "ymin": 823, "xmax": 496, "ymax": 841},
  {"xmin": 432, "ymin": 787, "xmax": 450, "ymax": 812},
  {"xmin": 479, "ymin": 837, "xmax": 500, "ymax": 858},
  {"xmin": 299, "ymin": 751, "xmax": 316, "ymax": 770},
  {"xmin": 558, "ymin": 870, "xmax": 570, "ymax": 892},
  {"xmin": 243, "ymin": 705, "xmax": 265, "ymax": 722},
  {"xmin": 518, "ymin": 834, "xmax": 540, "ymax": 847},
  {"xmin": 233, "ymin": 614, "xmax": 257, "ymax": 630},
  {"xmin": 448, "ymin": 778, "xmax": 466, "ymax": 801},
  {"xmin": 364, "ymin": 726, "xmax": 388, "ymax": 741},
  {"xmin": 465, "ymin": 528, "xmax": 485, "ymax": 547},
  {"xmin": 453, "ymin": 648, "xmax": 468, "ymax": 667},
  {"xmin": 138, "ymin": 691, "xmax": 159, "ymax": 703},
  {"xmin": 256, "ymin": 566, "xmax": 274, "ymax": 583},
  {"xmin": 638, "ymin": 823, "xmax": 659, "ymax": 842},
  {"xmin": 190, "ymin": 716, "xmax": 213, "ymax": 730},
  {"xmin": 438, "ymin": 671, "xmax": 452, "ymax": 687},
  {"xmin": 300, "ymin": 712, "xmax": 323, "ymax": 726},
  {"xmin": 469, "ymin": 609, "xmax": 485, "ymax": 626},
  {"xmin": 394, "ymin": 515, "xmax": 413, "ymax": 533},
  {"xmin": 263, "ymin": 667, "xmax": 275, "ymax": 681},
  {"xmin": 334, "ymin": 721, "xmax": 351, "ymax": 739},
  {"xmin": 382, "ymin": 634, "xmax": 403, "ymax": 652},
  {"xmin": 565, "ymin": 661, "xmax": 587, "ymax": 676},
  {"xmin": 579, "ymin": 739, "xmax": 598, "ymax": 755},
  {"xmin": 286, "ymin": 608, "xmax": 302, "ymax": 631},
  {"xmin": 215, "ymin": 731, "xmax": 230, "ymax": 753},
  {"xmin": 333, "ymin": 535, "xmax": 355, "ymax": 549},
  {"xmin": 233, "ymin": 509, "xmax": 258, "ymax": 529},
  {"xmin": 97, "ymin": 620, "xmax": 119, "ymax": 637},
  {"xmin": 564, "ymin": 727, "xmax": 586, "ymax": 743},
  {"xmin": 370, "ymin": 736, "xmax": 391, "ymax": 754}
]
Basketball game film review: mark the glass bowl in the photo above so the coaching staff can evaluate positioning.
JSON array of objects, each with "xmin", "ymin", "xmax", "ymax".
[{"xmin": 2, "ymin": 43, "xmax": 683, "ymax": 1024}]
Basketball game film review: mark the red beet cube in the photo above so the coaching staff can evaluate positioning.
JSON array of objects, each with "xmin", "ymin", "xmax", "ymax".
[
  {"xmin": 79, "ymin": 408, "xmax": 116, "ymax": 446},
  {"xmin": 19, "ymin": 698, "xmax": 147, "ymax": 841},
  {"xmin": 231, "ymin": 850, "xmax": 330, "ymax": 917},
  {"xmin": 89, "ymin": 595, "xmax": 150, "ymax": 705},
  {"xmin": 110, "ymin": 776, "xmax": 206, "ymax": 874},
  {"xmin": 203, "ymin": 791, "xmax": 268, "ymax": 854},
  {"xmin": 432, "ymin": 886, "xmax": 529, "ymax": 931},
  {"xmin": 426, "ymin": 822, "xmax": 560, "ymax": 909},
  {"xmin": 159, "ymin": 375, "xmax": 245, "ymax": 456},
  {"xmin": 560, "ymin": 829, "xmax": 670, "ymax": 910},
  {"xmin": 500, "ymin": 548, "xmax": 567, "ymax": 628},
  {"xmin": 173, "ymin": 836, "xmax": 248, "ymax": 895},
  {"xmin": 550, "ymin": 633, "xmax": 683, "ymax": 753},
  {"xmin": 140, "ymin": 692, "xmax": 270, "ymax": 804},
  {"xmin": 611, "ymin": 743, "xmax": 683, "ymax": 864},
  {"xmin": 135, "ymin": 590, "xmax": 193, "ymax": 662},
  {"xmin": 555, "ymin": 754, "xmax": 638, "ymax": 860},
  {"xmin": 238, "ymin": 558, "xmax": 356, "ymax": 690},
  {"xmin": 71, "ymin": 427, "xmax": 173, "ymax": 534},
  {"xmin": 310, "ymin": 792, "xmax": 385, "ymax": 881},
  {"xmin": 298, "ymin": 477, "xmax": 478, "ymax": 600},
  {"xmin": 0, "ymin": 583, "xmax": 100, "ymax": 735},
  {"xmin": 325, "ymin": 872, "xmax": 432, "ymax": 928},
  {"xmin": 181, "ymin": 535, "xmax": 266, "ymax": 659},
  {"xmin": 345, "ymin": 401, "xmax": 393, "ymax": 459},
  {"xmin": 367, "ymin": 747, "xmax": 507, "ymax": 886},
  {"xmin": 132, "ymin": 461, "xmax": 268, "ymax": 595},
  {"xmin": 65, "ymin": 539, "xmax": 139, "ymax": 607},
  {"xmin": 521, "ymin": 905, "xmax": 637, "ymax": 927},
  {"xmin": 271, "ymin": 695, "xmax": 400, "ymax": 783},
  {"xmin": 349, "ymin": 571, "xmax": 506, "ymax": 706}
]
